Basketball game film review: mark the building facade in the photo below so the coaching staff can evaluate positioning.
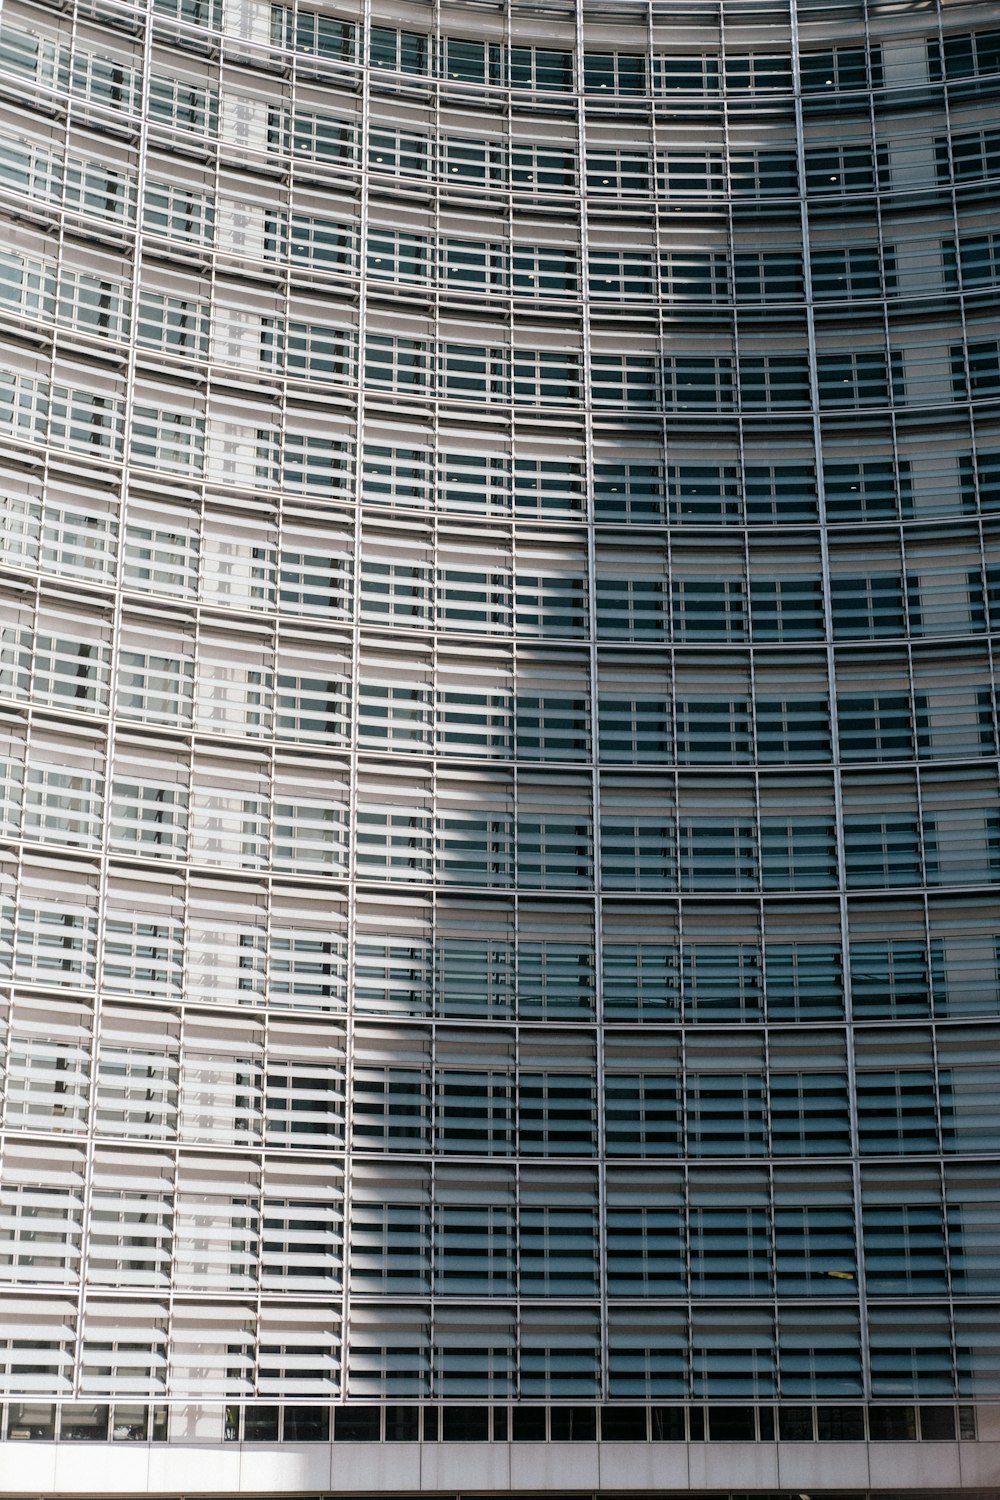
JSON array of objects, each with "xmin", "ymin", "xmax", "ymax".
[{"xmin": 0, "ymin": 0, "xmax": 998, "ymax": 1493}]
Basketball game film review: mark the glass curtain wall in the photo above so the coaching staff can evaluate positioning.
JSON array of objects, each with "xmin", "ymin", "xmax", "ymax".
[{"xmin": 0, "ymin": 0, "xmax": 997, "ymax": 1453}]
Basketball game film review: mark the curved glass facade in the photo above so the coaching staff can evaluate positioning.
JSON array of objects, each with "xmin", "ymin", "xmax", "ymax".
[{"xmin": 0, "ymin": 0, "xmax": 999, "ymax": 1483}]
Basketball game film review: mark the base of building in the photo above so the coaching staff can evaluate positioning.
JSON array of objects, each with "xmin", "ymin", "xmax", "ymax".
[{"xmin": 0, "ymin": 1438, "xmax": 998, "ymax": 1496}]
